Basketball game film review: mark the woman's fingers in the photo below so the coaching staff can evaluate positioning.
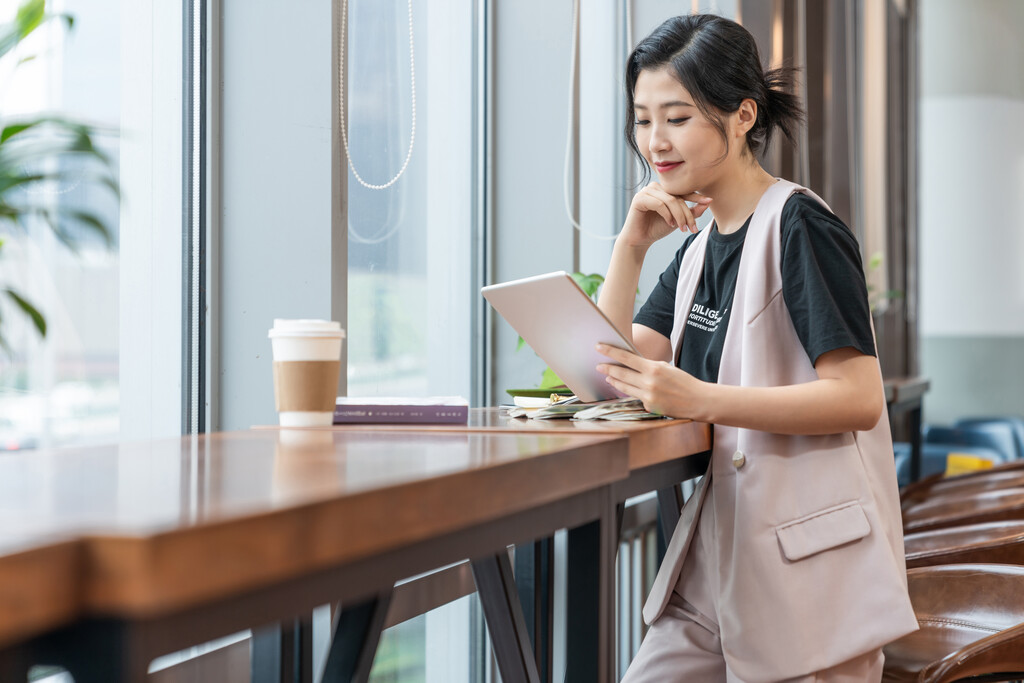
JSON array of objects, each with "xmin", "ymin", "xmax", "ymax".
[
  {"xmin": 596, "ymin": 343, "xmax": 641, "ymax": 366},
  {"xmin": 688, "ymin": 198, "xmax": 712, "ymax": 219},
  {"xmin": 603, "ymin": 373, "xmax": 643, "ymax": 400},
  {"xmin": 680, "ymin": 192, "xmax": 713, "ymax": 206},
  {"xmin": 634, "ymin": 189, "xmax": 679, "ymax": 230},
  {"xmin": 646, "ymin": 185, "xmax": 696, "ymax": 232}
]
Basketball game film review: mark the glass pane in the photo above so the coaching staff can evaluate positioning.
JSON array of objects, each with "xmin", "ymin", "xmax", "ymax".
[
  {"xmin": 368, "ymin": 593, "xmax": 487, "ymax": 683},
  {"xmin": 369, "ymin": 614, "xmax": 427, "ymax": 682},
  {"xmin": 346, "ymin": 0, "xmax": 475, "ymax": 399},
  {"xmin": 0, "ymin": 0, "xmax": 120, "ymax": 450}
]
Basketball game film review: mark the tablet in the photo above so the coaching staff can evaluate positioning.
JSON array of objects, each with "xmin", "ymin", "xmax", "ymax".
[{"xmin": 482, "ymin": 271, "xmax": 638, "ymax": 403}]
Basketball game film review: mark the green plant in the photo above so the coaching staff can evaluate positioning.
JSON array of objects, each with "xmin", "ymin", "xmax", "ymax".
[
  {"xmin": 517, "ymin": 271, "xmax": 605, "ymax": 390},
  {"xmin": 866, "ymin": 252, "xmax": 903, "ymax": 313},
  {"xmin": 0, "ymin": 0, "xmax": 118, "ymax": 350}
]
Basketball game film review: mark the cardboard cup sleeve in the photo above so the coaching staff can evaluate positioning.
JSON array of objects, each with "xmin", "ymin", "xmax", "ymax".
[{"xmin": 273, "ymin": 360, "xmax": 341, "ymax": 412}]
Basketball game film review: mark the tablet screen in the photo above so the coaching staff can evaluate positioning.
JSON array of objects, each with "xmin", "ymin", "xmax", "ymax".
[{"xmin": 483, "ymin": 271, "xmax": 636, "ymax": 403}]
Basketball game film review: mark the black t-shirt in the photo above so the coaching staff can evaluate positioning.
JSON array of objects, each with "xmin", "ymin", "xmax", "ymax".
[{"xmin": 633, "ymin": 193, "xmax": 875, "ymax": 383}]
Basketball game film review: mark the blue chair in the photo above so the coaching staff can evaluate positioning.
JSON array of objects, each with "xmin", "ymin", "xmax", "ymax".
[
  {"xmin": 954, "ymin": 417, "xmax": 1024, "ymax": 461},
  {"xmin": 894, "ymin": 442, "xmax": 1004, "ymax": 488},
  {"xmin": 924, "ymin": 424, "xmax": 1018, "ymax": 464}
]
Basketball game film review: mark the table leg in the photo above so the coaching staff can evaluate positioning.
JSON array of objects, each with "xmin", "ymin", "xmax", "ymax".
[
  {"xmin": 909, "ymin": 405, "xmax": 923, "ymax": 483},
  {"xmin": 6, "ymin": 619, "xmax": 147, "ymax": 683},
  {"xmin": 656, "ymin": 486, "xmax": 683, "ymax": 565},
  {"xmin": 565, "ymin": 493, "xmax": 615, "ymax": 683},
  {"xmin": 0, "ymin": 646, "xmax": 30, "ymax": 682},
  {"xmin": 471, "ymin": 553, "xmax": 541, "ymax": 683},
  {"xmin": 318, "ymin": 592, "xmax": 392, "ymax": 683},
  {"xmin": 252, "ymin": 617, "xmax": 314, "ymax": 683},
  {"xmin": 514, "ymin": 538, "xmax": 553, "ymax": 683}
]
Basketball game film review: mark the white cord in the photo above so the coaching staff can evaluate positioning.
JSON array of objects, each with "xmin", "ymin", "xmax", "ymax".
[
  {"xmin": 16, "ymin": 176, "xmax": 82, "ymax": 196},
  {"xmin": 563, "ymin": 0, "xmax": 618, "ymax": 242},
  {"xmin": 625, "ymin": 0, "xmax": 633, "ymax": 58},
  {"xmin": 338, "ymin": 0, "xmax": 417, "ymax": 244},
  {"xmin": 338, "ymin": 0, "xmax": 416, "ymax": 191}
]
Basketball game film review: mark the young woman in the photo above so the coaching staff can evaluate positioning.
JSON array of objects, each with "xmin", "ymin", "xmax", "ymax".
[{"xmin": 595, "ymin": 14, "xmax": 917, "ymax": 683}]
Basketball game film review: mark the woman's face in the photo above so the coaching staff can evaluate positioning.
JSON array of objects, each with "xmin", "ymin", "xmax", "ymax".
[{"xmin": 632, "ymin": 67, "xmax": 735, "ymax": 196}]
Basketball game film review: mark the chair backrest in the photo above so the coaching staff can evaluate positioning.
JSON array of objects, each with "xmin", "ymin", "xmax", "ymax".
[
  {"xmin": 904, "ymin": 521, "xmax": 1024, "ymax": 568},
  {"xmin": 888, "ymin": 564, "xmax": 1024, "ymax": 683},
  {"xmin": 903, "ymin": 487, "xmax": 1024, "ymax": 533},
  {"xmin": 927, "ymin": 470, "xmax": 1024, "ymax": 503},
  {"xmin": 894, "ymin": 442, "xmax": 1003, "ymax": 488},
  {"xmin": 907, "ymin": 563, "xmax": 1024, "ymax": 630},
  {"xmin": 956, "ymin": 417, "xmax": 1024, "ymax": 461},
  {"xmin": 926, "ymin": 424, "xmax": 1018, "ymax": 464},
  {"xmin": 901, "ymin": 460, "xmax": 1024, "ymax": 513}
]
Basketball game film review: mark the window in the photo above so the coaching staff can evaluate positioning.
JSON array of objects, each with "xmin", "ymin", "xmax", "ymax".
[
  {"xmin": 0, "ymin": 0, "xmax": 122, "ymax": 449},
  {"xmin": 345, "ymin": 0, "xmax": 480, "ymax": 402},
  {"xmin": 341, "ymin": 1, "xmax": 487, "ymax": 679}
]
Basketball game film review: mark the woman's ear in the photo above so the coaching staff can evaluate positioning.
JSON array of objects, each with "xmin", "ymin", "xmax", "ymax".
[{"xmin": 733, "ymin": 98, "xmax": 758, "ymax": 137}]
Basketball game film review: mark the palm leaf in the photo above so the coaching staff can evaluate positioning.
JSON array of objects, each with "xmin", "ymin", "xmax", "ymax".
[
  {"xmin": 0, "ymin": 120, "xmax": 117, "ymax": 168},
  {"xmin": 0, "ymin": 0, "xmax": 44, "ymax": 60},
  {"xmin": 0, "ymin": 0, "xmax": 105, "ymax": 351},
  {"xmin": 0, "ymin": 0, "xmax": 73, "ymax": 61},
  {"xmin": 63, "ymin": 208, "xmax": 112, "ymax": 245},
  {"xmin": 5, "ymin": 288, "xmax": 46, "ymax": 337},
  {"xmin": 0, "ymin": 306, "xmax": 8, "ymax": 354}
]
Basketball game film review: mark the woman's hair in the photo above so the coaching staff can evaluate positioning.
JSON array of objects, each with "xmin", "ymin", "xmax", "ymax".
[{"xmin": 624, "ymin": 14, "xmax": 803, "ymax": 179}]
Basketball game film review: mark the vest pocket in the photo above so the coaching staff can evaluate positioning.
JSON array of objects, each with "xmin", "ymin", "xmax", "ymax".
[{"xmin": 775, "ymin": 501, "xmax": 870, "ymax": 561}]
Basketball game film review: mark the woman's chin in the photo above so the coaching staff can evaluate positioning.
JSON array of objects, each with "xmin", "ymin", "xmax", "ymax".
[{"xmin": 658, "ymin": 178, "xmax": 699, "ymax": 197}]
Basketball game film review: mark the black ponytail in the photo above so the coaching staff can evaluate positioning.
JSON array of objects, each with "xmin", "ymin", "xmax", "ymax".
[
  {"xmin": 625, "ymin": 14, "xmax": 805, "ymax": 174},
  {"xmin": 752, "ymin": 65, "xmax": 804, "ymax": 153}
]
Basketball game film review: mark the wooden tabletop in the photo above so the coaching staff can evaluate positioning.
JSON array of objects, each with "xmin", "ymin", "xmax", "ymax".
[
  {"xmin": 0, "ymin": 539, "xmax": 81, "ymax": 650},
  {"xmin": 265, "ymin": 408, "xmax": 713, "ymax": 472},
  {"xmin": 0, "ymin": 428, "xmax": 627, "ymax": 645}
]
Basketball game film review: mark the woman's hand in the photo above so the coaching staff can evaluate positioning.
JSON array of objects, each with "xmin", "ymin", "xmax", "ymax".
[
  {"xmin": 620, "ymin": 182, "xmax": 713, "ymax": 248},
  {"xmin": 596, "ymin": 343, "xmax": 707, "ymax": 420}
]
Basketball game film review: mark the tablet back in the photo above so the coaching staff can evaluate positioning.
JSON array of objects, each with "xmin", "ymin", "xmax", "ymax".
[{"xmin": 482, "ymin": 271, "xmax": 637, "ymax": 403}]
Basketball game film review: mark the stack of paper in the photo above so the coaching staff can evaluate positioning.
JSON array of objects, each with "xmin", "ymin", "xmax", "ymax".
[
  {"xmin": 505, "ymin": 395, "xmax": 664, "ymax": 421},
  {"xmin": 572, "ymin": 397, "xmax": 662, "ymax": 421},
  {"xmin": 507, "ymin": 395, "xmax": 583, "ymax": 419}
]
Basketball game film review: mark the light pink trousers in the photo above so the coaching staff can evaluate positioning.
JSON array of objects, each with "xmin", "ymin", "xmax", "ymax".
[{"xmin": 621, "ymin": 483, "xmax": 884, "ymax": 683}]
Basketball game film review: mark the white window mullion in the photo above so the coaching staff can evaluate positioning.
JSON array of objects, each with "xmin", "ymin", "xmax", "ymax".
[{"xmin": 119, "ymin": 0, "xmax": 185, "ymax": 441}]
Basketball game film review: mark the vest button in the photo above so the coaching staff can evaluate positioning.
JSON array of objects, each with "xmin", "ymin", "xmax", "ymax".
[{"xmin": 732, "ymin": 450, "xmax": 746, "ymax": 469}]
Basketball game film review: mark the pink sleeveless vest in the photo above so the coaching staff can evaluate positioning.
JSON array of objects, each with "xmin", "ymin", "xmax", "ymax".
[{"xmin": 642, "ymin": 180, "xmax": 917, "ymax": 680}]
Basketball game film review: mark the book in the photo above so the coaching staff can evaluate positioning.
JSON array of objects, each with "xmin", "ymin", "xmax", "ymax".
[{"xmin": 334, "ymin": 396, "xmax": 470, "ymax": 424}]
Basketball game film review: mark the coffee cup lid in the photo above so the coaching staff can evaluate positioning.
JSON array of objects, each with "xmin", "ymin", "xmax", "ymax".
[{"xmin": 268, "ymin": 319, "xmax": 346, "ymax": 339}]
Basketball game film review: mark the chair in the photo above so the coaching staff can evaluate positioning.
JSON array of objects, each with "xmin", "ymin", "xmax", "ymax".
[
  {"xmin": 883, "ymin": 564, "xmax": 1024, "ymax": 683},
  {"xmin": 894, "ymin": 442, "xmax": 1004, "ymax": 488},
  {"xmin": 903, "ymin": 488, "xmax": 1024, "ymax": 534},
  {"xmin": 956, "ymin": 417, "xmax": 1024, "ymax": 461},
  {"xmin": 900, "ymin": 460, "xmax": 1024, "ymax": 513},
  {"xmin": 925, "ymin": 425, "xmax": 1018, "ymax": 465},
  {"xmin": 904, "ymin": 521, "xmax": 1024, "ymax": 568}
]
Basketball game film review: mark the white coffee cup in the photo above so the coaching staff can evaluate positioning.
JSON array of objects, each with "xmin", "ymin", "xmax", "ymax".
[{"xmin": 268, "ymin": 319, "xmax": 345, "ymax": 426}]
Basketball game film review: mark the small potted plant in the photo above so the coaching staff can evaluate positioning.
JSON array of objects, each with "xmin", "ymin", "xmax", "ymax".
[{"xmin": 512, "ymin": 271, "xmax": 605, "ymax": 396}]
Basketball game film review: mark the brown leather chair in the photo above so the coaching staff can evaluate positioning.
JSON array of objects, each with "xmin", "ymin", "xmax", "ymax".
[
  {"xmin": 903, "ymin": 488, "xmax": 1024, "ymax": 534},
  {"xmin": 883, "ymin": 564, "xmax": 1024, "ymax": 682},
  {"xmin": 901, "ymin": 460, "xmax": 1024, "ymax": 512},
  {"xmin": 904, "ymin": 521, "xmax": 1024, "ymax": 568}
]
